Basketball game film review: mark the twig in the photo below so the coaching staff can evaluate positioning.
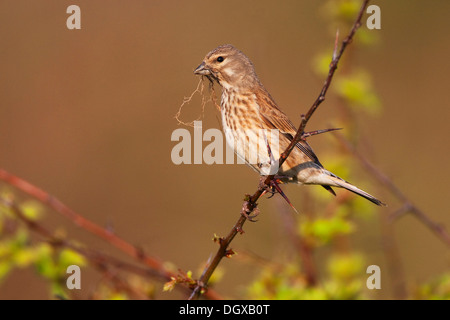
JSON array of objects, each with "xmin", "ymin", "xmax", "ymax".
[
  {"xmin": 188, "ymin": 188, "xmax": 265, "ymax": 300},
  {"xmin": 189, "ymin": 0, "xmax": 372, "ymax": 300}
]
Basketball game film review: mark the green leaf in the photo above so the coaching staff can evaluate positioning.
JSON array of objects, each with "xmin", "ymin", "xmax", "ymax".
[
  {"xmin": 312, "ymin": 52, "xmax": 333, "ymax": 77},
  {"xmin": 58, "ymin": 248, "xmax": 86, "ymax": 270},
  {"xmin": 327, "ymin": 253, "xmax": 364, "ymax": 280},
  {"xmin": 300, "ymin": 216, "xmax": 355, "ymax": 245},
  {"xmin": 34, "ymin": 244, "xmax": 57, "ymax": 279},
  {"xmin": 0, "ymin": 261, "xmax": 12, "ymax": 281},
  {"xmin": 163, "ymin": 278, "xmax": 176, "ymax": 292},
  {"xmin": 335, "ymin": 71, "xmax": 382, "ymax": 115},
  {"xmin": 12, "ymin": 248, "xmax": 37, "ymax": 267},
  {"xmin": 19, "ymin": 201, "xmax": 44, "ymax": 221}
]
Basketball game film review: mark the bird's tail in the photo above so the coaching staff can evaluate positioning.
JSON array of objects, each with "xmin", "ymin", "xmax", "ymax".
[{"xmin": 319, "ymin": 171, "xmax": 386, "ymax": 206}]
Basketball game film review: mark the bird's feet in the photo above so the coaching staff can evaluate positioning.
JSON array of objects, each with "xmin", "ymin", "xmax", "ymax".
[
  {"xmin": 241, "ymin": 200, "xmax": 260, "ymax": 222},
  {"xmin": 260, "ymin": 175, "xmax": 298, "ymax": 213}
]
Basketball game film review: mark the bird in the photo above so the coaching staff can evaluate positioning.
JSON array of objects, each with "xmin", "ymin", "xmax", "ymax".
[{"xmin": 194, "ymin": 44, "xmax": 384, "ymax": 206}]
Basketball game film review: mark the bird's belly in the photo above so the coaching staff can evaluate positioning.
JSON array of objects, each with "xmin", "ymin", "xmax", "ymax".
[{"xmin": 221, "ymin": 114, "xmax": 283, "ymax": 175}]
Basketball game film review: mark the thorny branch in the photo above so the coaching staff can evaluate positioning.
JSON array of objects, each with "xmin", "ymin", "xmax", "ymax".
[{"xmin": 189, "ymin": 0, "xmax": 372, "ymax": 300}]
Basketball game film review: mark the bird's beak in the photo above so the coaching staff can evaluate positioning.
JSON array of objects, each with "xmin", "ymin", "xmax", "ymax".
[{"xmin": 194, "ymin": 62, "xmax": 211, "ymax": 75}]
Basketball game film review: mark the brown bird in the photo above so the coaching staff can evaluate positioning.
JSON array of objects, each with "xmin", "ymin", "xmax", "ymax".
[{"xmin": 194, "ymin": 44, "xmax": 384, "ymax": 206}]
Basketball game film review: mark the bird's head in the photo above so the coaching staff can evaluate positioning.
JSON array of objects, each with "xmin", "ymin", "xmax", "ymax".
[{"xmin": 194, "ymin": 44, "xmax": 259, "ymax": 90}]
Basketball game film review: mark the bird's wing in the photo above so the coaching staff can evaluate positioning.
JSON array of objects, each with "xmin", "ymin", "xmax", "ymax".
[{"xmin": 255, "ymin": 90, "xmax": 323, "ymax": 166}]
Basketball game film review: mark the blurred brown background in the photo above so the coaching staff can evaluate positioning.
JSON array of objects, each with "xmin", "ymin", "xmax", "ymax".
[{"xmin": 0, "ymin": 0, "xmax": 449, "ymax": 299}]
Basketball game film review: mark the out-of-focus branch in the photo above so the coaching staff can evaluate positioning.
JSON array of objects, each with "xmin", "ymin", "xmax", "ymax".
[
  {"xmin": 333, "ymin": 133, "xmax": 450, "ymax": 248},
  {"xmin": 0, "ymin": 169, "xmax": 167, "ymax": 273},
  {"xmin": 277, "ymin": 197, "xmax": 317, "ymax": 286},
  {"xmin": 0, "ymin": 168, "xmax": 222, "ymax": 299},
  {"xmin": 0, "ymin": 197, "xmax": 158, "ymax": 299},
  {"xmin": 0, "ymin": 169, "xmax": 166, "ymax": 271}
]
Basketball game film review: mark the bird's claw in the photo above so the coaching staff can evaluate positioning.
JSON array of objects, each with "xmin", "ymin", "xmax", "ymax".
[
  {"xmin": 262, "ymin": 176, "xmax": 299, "ymax": 214},
  {"xmin": 241, "ymin": 201, "xmax": 260, "ymax": 222}
]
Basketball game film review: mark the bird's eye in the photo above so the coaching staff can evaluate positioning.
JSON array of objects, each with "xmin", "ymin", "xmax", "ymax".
[{"xmin": 216, "ymin": 56, "xmax": 224, "ymax": 63}]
